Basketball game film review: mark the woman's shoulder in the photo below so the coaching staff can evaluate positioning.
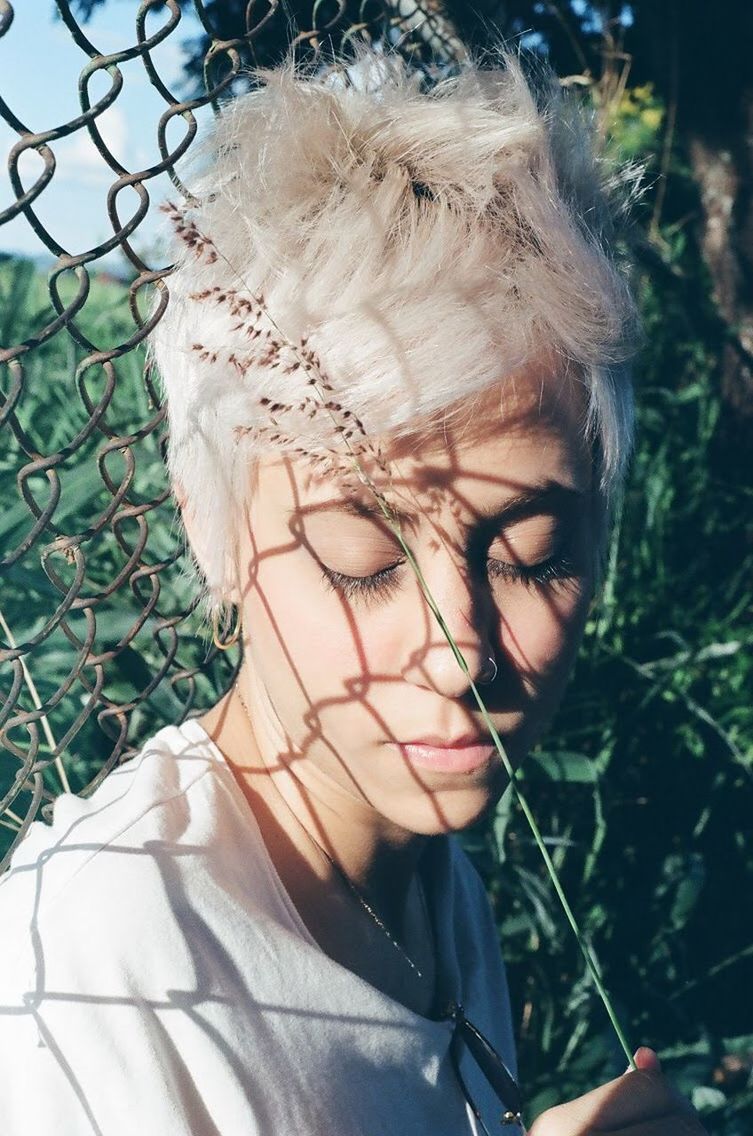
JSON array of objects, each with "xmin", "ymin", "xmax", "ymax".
[
  {"xmin": 430, "ymin": 834, "xmax": 505, "ymax": 974},
  {"xmin": 442, "ymin": 833, "xmax": 495, "ymax": 914},
  {"xmin": 2, "ymin": 719, "xmax": 220, "ymax": 873},
  {"xmin": 0, "ymin": 719, "xmax": 229, "ymax": 977},
  {"xmin": 431, "ymin": 834, "xmax": 517, "ymax": 1077}
]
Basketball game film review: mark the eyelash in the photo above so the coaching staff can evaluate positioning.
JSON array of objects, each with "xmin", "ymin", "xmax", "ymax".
[
  {"xmin": 320, "ymin": 554, "xmax": 578, "ymax": 604},
  {"xmin": 320, "ymin": 562, "xmax": 404, "ymax": 605}
]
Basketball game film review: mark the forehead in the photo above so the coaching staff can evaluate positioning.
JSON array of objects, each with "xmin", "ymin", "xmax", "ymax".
[{"xmin": 289, "ymin": 364, "xmax": 592, "ymax": 512}]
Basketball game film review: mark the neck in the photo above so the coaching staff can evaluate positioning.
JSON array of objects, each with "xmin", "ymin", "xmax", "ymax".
[{"xmin": 199, "ymin": 681, "xmax": 429, "ymax": 930}]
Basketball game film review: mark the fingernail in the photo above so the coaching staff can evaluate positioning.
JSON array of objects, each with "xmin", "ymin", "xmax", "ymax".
[{"xmin": 633, "ymin": 1046, "xmax": 662, "ymax": 1072}]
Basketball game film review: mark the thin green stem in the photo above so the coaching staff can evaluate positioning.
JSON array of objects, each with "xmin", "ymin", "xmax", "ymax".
[
  {"xmin": 190, "ymin": 223, "xmax": 636, "ymax": 1068},
  {"xmin": 370, "ymin": 484, "xmax": 636, "ymax": 1069}
]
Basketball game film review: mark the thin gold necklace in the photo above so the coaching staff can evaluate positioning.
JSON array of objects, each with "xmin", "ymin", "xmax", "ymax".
[
  {"xmin": 234, "ymin": 682, "xmax": 432, "ymax": 980},
  {"xmin": 233, "ymin": 684, "xmax": 524, "ymax": 1129}
]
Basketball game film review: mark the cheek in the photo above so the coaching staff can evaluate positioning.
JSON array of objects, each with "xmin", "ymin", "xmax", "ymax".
[
  {"xmin": 500, "ymin": 584, "xmax": 590, "ymax": 687},
  {"xmin": 244, "ymin": 549, "xmax": 363, "ymax": 691}
]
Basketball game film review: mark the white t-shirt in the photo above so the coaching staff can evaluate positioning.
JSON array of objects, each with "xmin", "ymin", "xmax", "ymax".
[{"xmin": 0, "ymin": 718, "xmax": 518, "ymax": 1135}]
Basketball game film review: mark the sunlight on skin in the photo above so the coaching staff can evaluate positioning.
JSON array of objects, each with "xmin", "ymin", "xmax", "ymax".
[{"xmin": 197, "ymin": 359, "xmax": 598, "ymax": 1006}]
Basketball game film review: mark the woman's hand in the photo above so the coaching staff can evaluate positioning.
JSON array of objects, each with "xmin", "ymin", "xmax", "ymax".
[{"xmin": 528, "ymin": 1048, "xmax": 707, "ymax": 1136}]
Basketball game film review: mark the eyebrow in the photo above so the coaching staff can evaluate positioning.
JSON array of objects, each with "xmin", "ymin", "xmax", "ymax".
[{"xmin": 296, "ymin": 483, "xmax": 588, "ymax": 530}]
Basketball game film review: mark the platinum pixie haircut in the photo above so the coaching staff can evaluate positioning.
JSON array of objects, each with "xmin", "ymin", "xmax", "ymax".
[{"xmin": 149, "ymin": 47, "xmax": 640, "ymax": 612}]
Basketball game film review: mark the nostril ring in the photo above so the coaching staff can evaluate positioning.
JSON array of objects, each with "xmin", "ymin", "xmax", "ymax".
[{"xmin": 477, "ymin": 654, "xmax": 498, "ymax": 685}]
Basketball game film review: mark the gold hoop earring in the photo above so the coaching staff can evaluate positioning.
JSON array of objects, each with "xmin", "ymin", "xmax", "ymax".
[{"xmin": 212, "ymin": 606, "xmax": 241, "ymax": 651}]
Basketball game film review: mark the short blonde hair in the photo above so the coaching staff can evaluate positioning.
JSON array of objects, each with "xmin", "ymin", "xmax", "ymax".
[{"xmin": 149, "ymin": 46, "xmax": 640, "ymax": 611}]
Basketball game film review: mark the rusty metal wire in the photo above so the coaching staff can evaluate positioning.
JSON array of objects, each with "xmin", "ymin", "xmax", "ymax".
[{"xmin": 0, "ymin": 0, "xmax": 470, "ymax": 871}]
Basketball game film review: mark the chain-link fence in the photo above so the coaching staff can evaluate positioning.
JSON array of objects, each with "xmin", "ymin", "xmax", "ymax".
[{"xmin": 0, "ymin": 0, "xmax": 481, "ymax": 872}]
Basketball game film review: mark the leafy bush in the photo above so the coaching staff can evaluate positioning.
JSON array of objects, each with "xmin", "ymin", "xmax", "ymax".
[{"xmin": 463, "ymin": 81, "xmax": 753, "ymax": 1132}]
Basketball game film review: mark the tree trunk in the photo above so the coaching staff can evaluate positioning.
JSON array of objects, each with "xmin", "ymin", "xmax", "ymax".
[
  {"xmin": 686, "ymin": 97, "xmax": 753, "ymax": 425},
  {"xmin": 632, "ymin": 0, "xmax": 753, "ymax": 442}
]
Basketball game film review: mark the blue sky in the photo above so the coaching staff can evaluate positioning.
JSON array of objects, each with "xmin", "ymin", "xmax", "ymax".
[{"xmin": 0, "ymin": 0, "xmax": 211, "ymax": 272}]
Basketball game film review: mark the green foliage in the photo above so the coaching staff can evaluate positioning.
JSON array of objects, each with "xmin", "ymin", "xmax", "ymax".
[
  {"xmin": 462, "ymin": 80, "xmax": 753, "ymax": 1132},
  {"xmin": 0, "ymin": 256, "xmax": 234, "ymax": 848},
  {"xmin": 597, "ymin": 82, "xmax": 665, "ymax": 161}
]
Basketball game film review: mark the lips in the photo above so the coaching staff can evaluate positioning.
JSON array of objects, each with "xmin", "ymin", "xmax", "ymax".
[
  {"xmin": 400, "ymin": 733, "xmax": 493, "ymax": 748},
  {"xmin": 393, "ymin": 737, "xmax": 497, "ymax": 774}
]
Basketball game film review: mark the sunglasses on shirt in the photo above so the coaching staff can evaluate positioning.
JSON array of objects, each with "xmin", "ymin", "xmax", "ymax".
[{"xmin": 439, "ymin": 1000, "xmax": 525, "ymax": 1133}]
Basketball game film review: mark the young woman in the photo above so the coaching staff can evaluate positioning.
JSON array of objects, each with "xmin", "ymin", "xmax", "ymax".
[{"xmin": 0, "ymin": 49, "xmax": 705, "ymax": 1136}]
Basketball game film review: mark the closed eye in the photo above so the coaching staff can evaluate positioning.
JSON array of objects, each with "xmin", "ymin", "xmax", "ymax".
[
  {"xmin": 319, "ymin": 561, "xmax": 405, "ymax": 605},
  {"xmin": 320, "ymin": 552, "xmax": 579, "ymax": 605},
  {"xmin": 487, "ymin": 553, "xmax": 578, "ymax": 588}
]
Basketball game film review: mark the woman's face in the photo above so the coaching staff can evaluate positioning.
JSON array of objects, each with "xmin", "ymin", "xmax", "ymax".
[{"xmin": 235, "ymin": 362, "xmax": 597, "ymax": 836}]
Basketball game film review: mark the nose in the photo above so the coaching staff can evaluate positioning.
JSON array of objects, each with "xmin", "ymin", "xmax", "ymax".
[{"xmin": 401, "ymin": 555, "xmax": 496, "ymax": 698}]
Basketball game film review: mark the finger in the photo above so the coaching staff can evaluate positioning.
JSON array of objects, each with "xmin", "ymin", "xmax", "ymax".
[
  {"xmin": 530, "ymin": 1070, "xmax": 689, "ymax": 1135},
  {"xmin": 595, "ymin": 1070, "xmax": 693, "ymax": 1131},
  {"xmin": 597, "ymin": 1111, "xmax": 706, "ymax": 1135},
  {"xmin": 632, "ymin": 1047, "xmax": 662, "ymax": 1073}
]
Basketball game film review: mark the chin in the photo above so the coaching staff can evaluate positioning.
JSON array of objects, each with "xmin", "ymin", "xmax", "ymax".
[{"xmin": 387, "ymin": 768, "xmax": 511, "ymax": 837}]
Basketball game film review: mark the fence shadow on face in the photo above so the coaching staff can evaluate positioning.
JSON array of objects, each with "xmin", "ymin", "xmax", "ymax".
[{"xmin": 0, "ymin": 1, "xmax": 480, "ymax": 871}]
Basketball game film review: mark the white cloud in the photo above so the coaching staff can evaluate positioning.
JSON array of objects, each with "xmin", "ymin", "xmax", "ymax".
[{"xmin": 55, "ymin": 104, "xmax": 129, "ymax": 187}]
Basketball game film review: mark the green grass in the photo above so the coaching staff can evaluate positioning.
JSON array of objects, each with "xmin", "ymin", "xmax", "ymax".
[
  {"xmin": 0, "ymin": 255, "xmax": 234, "ymax": 839},
  {"xmin": 464, "ymin": 257, "xmax": 753, "ymax": 1125},
  {"xmin": 454, "ymin": 87, "xmax": 753, "ymax": 1129}
]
